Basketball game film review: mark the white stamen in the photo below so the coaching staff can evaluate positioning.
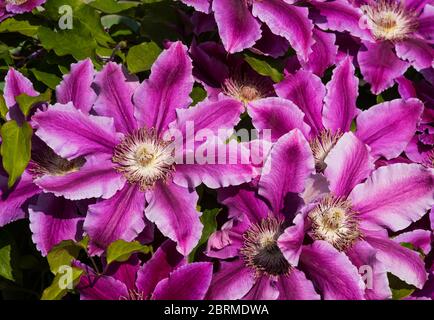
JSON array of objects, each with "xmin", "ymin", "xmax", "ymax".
[{"xmin": 112, "ymin": 128, "xmax": 175, "ymax": 191}]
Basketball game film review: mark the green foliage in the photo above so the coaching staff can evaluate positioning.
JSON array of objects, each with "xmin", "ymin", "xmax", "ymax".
[
  {"xmin": 126, "ymin": 41, "xmax": 161, "ymax": 73},
  {"xmin": 190, "ymin": 85, "xmax": 207, "ymax": 106},
  {"xmin": 0, "ymin": 121, "xmax": 32, "ymax": 188},
  {"xmin": 41, "ymin": 267, "xmax": 83, "ymax": 300},
  {"xmin": 244, "ymin": 53, "xmax": 284, "ymax": 83},
  {"xmin": 0, "ymin": 232, "xmax": 16, "ymax": 282},
  {"xmin": 106, "ymin": 240, "xmax": 152, "ymax": 265},
  {"xmin": 89, "ymin": 0, "xmax": 141, "ymax": 14},
  {"xmin": 0, "ymin": 18, "xmax": 39, "ymax": 37},
  {"xmin": 16, "ymin": 90, "xmax": 51, "ymax": 116},
  {"xmin": 189, "ymin": 208, "xmax": 220, "ymax": 262}
]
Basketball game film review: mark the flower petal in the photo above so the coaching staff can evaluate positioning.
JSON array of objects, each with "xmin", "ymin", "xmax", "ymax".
[
  {"xmin": 29, "ymin": 193, "xmax": 84, "ymax": 256},
  {"xmin": 218, "ymin": 184, "xmax": 269, "ymax": 224},
  {"xmin": 0, "ymin": 171, "xmax": 40, "ymax": 227},
  {"xmin": 323, "ymin": 56, "xmax": 359, "ymax": 133},
  {"xmin": 56, "ymin": 59, "xmax": 96, "ymax": 113},
  {"xmin": 364, "ymin": 233, "xmax": 428, "ymax": 289},
  {"xmin": 276, "ymin": 270, "xmax": 320, "ymax": 300},
  {"xmin": 247, "ymin": 97, "xmax": 310, "ymax": 142},
  {"xmin": 4, "ymin": 68, "xmax": 38, "ymax": 108},
  {"xmin": 173, "ymin": 96, "xmax": 243, "ymax": 145},
  {"xmin": 274, "ymin": 70, "xmax": 325, "ymax": 137},
  {"xmin": 259, "ymin": 129, "xmax": 314, "ymax": 213},
  {"xmin": 277, "ymin": 212, "xmax": 307, "ymax": 266},
  {"xmin": 84, "ymin": 184, "xmax": 145, "ymax": 255},
  {"xmin": 136, "ymin": 240, "xmax": 186, "ymax": 297},
  {"xmin": 302, "ymin": 28, "xmax": 338, "ymax": 77},
  {"xmin": 145, "ymin": 181, "xmax": 202, "ymax": 256},
  {"xmin": 173, "ymin": 139, "xmax": 255, "ymax": 189},
  {"xmin": 355, "ymin": 98, "xmax": 424, "ymax": 159},
  {"xmin": 35, "ymin": 155, "xmax": 125, "ymax": 201},
  {"xmin": 311, "ymin": 0, "xmax": 371, "ymax": 40},
  {"xmin": 358, "ymin": 41, "xmax": 410, "ymax": 94},
  {"xmin": 393, "ymin": 229, "xmax": 432, "ymax": 256},
  {"xmin": 300, "ymin": 240, "xmax": 365, "ymax": 300},
  {"xmin": 212, "ymin": 0, "xmax": 261, "ymax": 53},
  {"xmin": 180, "ymin": 0, "xmax": 210, "ymax": 13},
  {"xmin": 94, "ymin": 63, "xmax": 138, "ymax": 134},
  {"xmin": 243, "ymin": 276, "xmax": 279, "ymax": 300},
  {"xmin": 395, "ymin": 38, "xmax": 434, "ymax": 71},
  {"xmin": 77, "ymin": 267, "xmax": 128, "ymax": 300},
  {"xmin": 324, "ymin": 132, "xmax": 374, "ymax": 198},
  {"xmin": 152, "ymin": 262, "xmax": 213, "ymax": 300},
  {"xmin": 33, "ymin": 103, "xmax": 119, "ymax": 160},
  {"xmin": 350, "ymin": 163, "xmax": 434, "ymax": 232},
  {"xmin": 252, "ymin": 0, "xmax": 314, "ymax": 62},
  {"xmin": 206, "ymin": 259, "xmax": 255, "ymax": 300},
  {"xmin": 134, "ymin": 41, "xmax": 194, "ymax": 134},
  {"xmin": 346, "ymin": 240, "xmax": 392, "ymax": 300}
]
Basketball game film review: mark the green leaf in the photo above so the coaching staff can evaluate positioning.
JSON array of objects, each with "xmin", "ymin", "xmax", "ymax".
[
  {"xmin": 16, "ymin": 90, "xmax": 51, "ymax": 117},
  {"xmin": 30, "ymin": 69, "xmax": 62, "ymax": 90},
  {"xmin": 89, "ymin": 0, "xmax": 140, "ymax": 13},
  {"xmin": 44, "ymin": 0, "xmax": 114, "ymax": 47},
  {"xmin": 46, "ymin": 240, "xmax": 82, "ymax": 275},
  {"xmin": 244, "ymin": 54, "xmax": 284, "ymax": 83},
  {"xmin": 38, "ymin": 25, "xmax": 98, "ymax": 61},
  {"xmin": 0, "ymin": 18, "xmax": 38, "ymax": 37},
  {"xmin": 388, "ymin": 273, "xmax": 416, "ymax": 300},
  {"xmin": 350, "ymin": 119, "xmax": 357, "ymax": 132},
  {"xmin": 0, "ymin": 121, "xmax": 32, "ymax": 188},
  {"xmin": 41, "ymin": 267, "xmax": 83, "ymax": 300},
  {"xmin": 126, "ymin": 42, "xmax": 162, "ymax": 73},
  {"xmin": 190, "ymin": 86, "xmax": 207, "ymax": 106},
  {"xmin": 0, "ymin": 95, "xmax": 7, "ymax": 120},
  {"xmin": 0, "ymin": 232, "xmax": 15, "ymax": 281},
  {"xmin": 376, "ymin": 94, "xmax": 385, "ymax": 104},
  {"xmin": 189, "ymin": 208, "xmax": 220, "ymax": 262},
  {"xmin": 106, "ymin": 240, "xmax": 152, "ymax": 265}
]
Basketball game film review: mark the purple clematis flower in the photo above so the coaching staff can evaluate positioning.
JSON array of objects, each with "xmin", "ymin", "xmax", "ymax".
[
  {"xmin": 180, "ymin": 0, "xmax": 315, "ymax": 62},
  {"xmin": 268, "ymin": 130, "xmax": 433, "ymax": 299},
  {"xmin": 248, "ymin": 57, "xmax": 424, "ymax": 169},
  {"xmin": 32, "ymin": 41, "xmax": 256, "ymax": 256},
  {"xmin": 396, "ymin": 75, "xmax": 434, "ymax": 167},
  {"xmin": 76, "ymin": 241, "xmax": 213, "ymax": 300},
  {"xmin": 310, "ymin": 0, "xmax": 434, "ymax": 94},
  {"xmin": 190, "ymin": 41, "xmax": 276, "ymax": 102},
  {"xmin": 205, "ymin": 132, "xmax": 321, "ymax": 300},
  {"xmin": 0, "ymin": 60, "xmax": 97, "ymax": 254},
  {"xmin": 0, "ymin": 0, "xmax": 45, "ymax": 20}
]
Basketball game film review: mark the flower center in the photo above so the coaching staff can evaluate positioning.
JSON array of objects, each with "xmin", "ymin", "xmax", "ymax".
[
  {"xmin": 309, "ymin": 129, "xmax": 342, "ymax": 172},
  {"xmin": 5, "ymin": 0, "xmax": 28, "ymax": 5},
  {"xmin": 222, "ymin": 75, "xmax": 272, "ymax": 104},
  {"xmin": 362, "ymin": 0, "xmax": 418, "ymax": 41},
  {"xmin": 112, "ymin": 128, "xmax": 175, "ymax": 191},
  {"xmin": 309, "ymin": 196, "xmax": 361, "ymax": 251},
  {"xmin": 119, "ymin": 289, "xmax": 147, "ymax": 300},
  {"xmin": 29, "ymin": 147, "xmax": 85, "ymax": 178},
  {"xmin": 241, "ymin": 217, "xmax": 291, "ymax": 277}
]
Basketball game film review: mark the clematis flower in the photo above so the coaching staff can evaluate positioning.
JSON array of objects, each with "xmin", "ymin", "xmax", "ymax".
[
  {"xmin": 0, "ymin": 60, "xmax": 97, "ymax": 254},
  {"xmin": 310, "ymin": 0, "xmax": 434, "ymax": 93},
  {"xmin": 267, "ymin": 130, "xmax": 433, "ymax": 299},
  {"xmin": 32, "ymin": 41, "xmax": 256, "ymax": 256},
  {"xmin": 190, "ymin": 41, "xmax": 275, "ymax": 103},
  {"xmin": 396, "ymin": 76, "xmax": 434, "ymax": 167},
  {"xmin": 76, "ymin": 241, "xmax": 213, "ymax": 300},
  {"xmin": 0, "ymin": 0, "xmax": 45, "ymax": 21},
  {"xmin": 248, "ymin": 57, "xmax": 424, "ymax": 171},
  {"xmin": 180, "ymin": 0, "xmax": 315, "ymax": 62},
  {"xmin": 205, "ymin": 132, "xmax": 322, "ymax": 300}
]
